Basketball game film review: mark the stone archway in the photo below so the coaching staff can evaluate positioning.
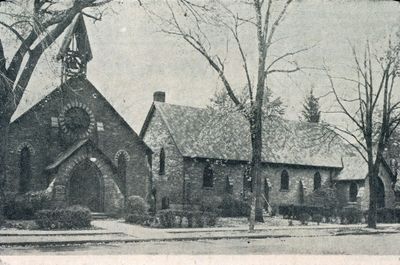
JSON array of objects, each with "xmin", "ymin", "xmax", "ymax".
[{"xmin": 68, "ymin": 159, "xmax": 104, "ymax": 212}]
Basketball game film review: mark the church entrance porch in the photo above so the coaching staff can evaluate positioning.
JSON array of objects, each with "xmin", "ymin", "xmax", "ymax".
[
  {"xmin": 48, "ymin": 140, "xmax": 125, "ymax": 215},
  {"xmin": 68, "ymin": 159, "xmax": 104, "ymax": 212}
]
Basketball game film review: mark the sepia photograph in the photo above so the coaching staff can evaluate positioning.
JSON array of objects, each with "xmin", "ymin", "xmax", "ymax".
[{"xmin": 0, "ymin": 0, "xmax": 400, "ymax": 262}]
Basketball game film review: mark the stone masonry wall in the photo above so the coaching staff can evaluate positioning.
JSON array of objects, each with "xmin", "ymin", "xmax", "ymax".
[
  {"xmin": 142, "ymin": 107, "xmax": 184, "ymax": 209},
  {"xmin": 184, "ymin": 159, "xmax": 336, "ymax": 208},
  {"xmin": 52, "ymin": 146, "xmax": 124, "ymax": 214},
  {"xmin": 6, "ymin": 77, "xmax": 150, "ymax": 202}
]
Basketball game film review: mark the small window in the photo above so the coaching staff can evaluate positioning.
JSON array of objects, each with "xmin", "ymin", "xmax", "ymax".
[
  {"xmin": 225, "ymin": 176, "xmax": 233, "ymax": 194},
  {"xmin": 280, "ymin": 170, "xmax": 289, "ymax": 191},
  {"xmin": 19, "ymin": 147, "xmax": 32, "ymax": 193},
  {"xmin": 314, "ymin": 172, "xmax": 321, "ymax": 191},
  {"xmin": 243, "ymin": 166, "xmax": 252, "ymax": 193},
  {"xmin": 349, "ymin": 182, "xmax": 358, "ymax": 202},
  {"xmin": 51, "ymin": 117, "xmax": 59, "ymax": 128},
  {"xmin": 161, "ymin": 197, "xmax": 169, "ymax": 209},
  {"xmin": 117, "ymin": 153, "xmax": 127, "ymax": 195},
  {"xmin": 203, "ymin": 163, "xmax": 213, "ymax": 188},
  {"xmin": 97, "ymin": 122, "xmax": 104, "ymax": 131},
  {"xmin": 159, "ymin": 148, "xmax": 165, "ymax": 175}
]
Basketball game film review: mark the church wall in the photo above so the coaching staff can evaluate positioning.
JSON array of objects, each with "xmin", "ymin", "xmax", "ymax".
[
  {"xmin": 334, "ymin": 164, "xmax": 395, "ymax": 211},
  {"xmin": 183, "ymin": 160, "xmax": 335, "ymax": 209},
  {"xmin": 6, "ymin": 78, "xmax": 151, "ymax": 205},
  {"xmin": 6, "ymin": 90, "xmax": 65, "ymax": 192},
  {"xmin": 59, "ymin": 79, "xmax": 151, "ymax": 200},
  {"xmin": 264, "ymin": 165, "xmax": 333, "ymax": 208},
  {"xmin": 142, "ymin": 108, "xmax": 184, "ymax": 209}
]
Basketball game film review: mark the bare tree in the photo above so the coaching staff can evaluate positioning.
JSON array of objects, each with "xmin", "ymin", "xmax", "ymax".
[
  {"xmin": 0, "ymin": 0, "xmax": 112, "ymax": 206},
  {"xmin": 325, "ymin": 41, "xmax": 400, "ymax": 228},
  {"xmin": 146, "ymin": 0, "xmax": 312, "ymax": 231}
]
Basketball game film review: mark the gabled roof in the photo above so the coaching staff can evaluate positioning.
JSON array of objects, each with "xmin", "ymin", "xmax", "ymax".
[
  {"xmin": 11, "ymin": 77, "xmax": 152, "ymax": 153},
  {"xmin": 46, "ymin": 139, "xmax": 89, "ymax": 170},
  {"xmin": 335, "ymin": 151, "xmax": 396, "ymax": 181},
  {"xmin": 141, "ymin": 102, "xmax": 349, "ymax": 168}
]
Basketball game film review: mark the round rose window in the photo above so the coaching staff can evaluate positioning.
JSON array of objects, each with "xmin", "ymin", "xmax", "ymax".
[
  {"xmin": 59, "ymin": 102, "xmax": 95, "ymax": 139},
  {"xmin": 64, "ymin": 107, "xmax": 91, "ymax": 135}
]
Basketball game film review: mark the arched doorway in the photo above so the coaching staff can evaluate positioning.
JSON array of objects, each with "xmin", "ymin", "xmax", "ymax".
[
  {"xmin": 376, "ymin": 177, "xmax": 385, "ymax": 209},
  {"xmin": 68, "ymin": 159, "xmax": 104, "ymax": 212},
  {"xmin": 349, "ymin": 182, "xmax": 358, "ymax": 202}
]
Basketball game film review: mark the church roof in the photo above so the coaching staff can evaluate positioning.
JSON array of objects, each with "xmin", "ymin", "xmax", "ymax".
[
  {"xmin": 46, "ymin": 139, "xmax": 89, "ymax": 170},
  {"xmin": 335, "ymin": 151, "xmax": 396, "ymax": 181},
  {"xmin": 142, "ymin": 102, "xmax": 349, "ymax": 169}
]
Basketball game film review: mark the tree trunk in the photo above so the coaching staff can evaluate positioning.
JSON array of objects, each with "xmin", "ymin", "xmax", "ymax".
[
  {"xmin": 0, "ymin": 115, "xmax": 10, "ymax": 211},
  {"xmin": 367, "ymin": 165, "xmax": 378, "ymax": 229},
  {"xmin": 248, "ymin": 110, "xmax": 264, "ymax": 232}
]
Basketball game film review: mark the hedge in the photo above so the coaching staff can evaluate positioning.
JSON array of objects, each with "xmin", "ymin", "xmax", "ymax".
[
  {"xmin": 219, "ymin": 195, "xmax": 250, "ymax": 217},
  {"xmin": 278, "ymin": 204, "xmax": 336, "ymax": 220},
  {"xmin": 157, "ymin": 209, "xmax": 218, "ymax": 228},
  {"xmin": 35, "ymin": 205, "xmax": 91, "ymax": 230}
]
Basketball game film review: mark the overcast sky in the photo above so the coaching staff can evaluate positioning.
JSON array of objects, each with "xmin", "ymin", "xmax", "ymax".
[{"xmin": 10, "ymin": 0, "xmax": 400, "ymax": 132}]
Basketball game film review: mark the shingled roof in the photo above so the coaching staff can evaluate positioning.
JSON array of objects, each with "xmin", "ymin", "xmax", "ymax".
[{"xmin": 143, "ymin": 102, "xmax": 350, "ymax": 168}]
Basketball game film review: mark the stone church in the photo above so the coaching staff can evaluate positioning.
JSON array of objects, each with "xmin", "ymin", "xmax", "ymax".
[
  {"xmin": 5, "ymin": 15, "xmax": 152, "ymax": 215},
  {"xmin": 140, "ymin": 93, "xmax": 397, "ymax": 212}
]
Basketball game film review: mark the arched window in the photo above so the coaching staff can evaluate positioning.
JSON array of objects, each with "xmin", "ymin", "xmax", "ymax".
[
  {"xmin": 280, "ymin": 170, "xmax": 289, "ymax": 191},
  {"xmin": 349, "ymin": 182, "xmax": 358, "ymax": 202},
  {"xmin": 161, "ymin": 197, "xmax": 169, "ymax": 209},
  {"xmin": 203, "ymin": 163, "xmax": 213, "ymax": 188},
  {"xmin": 314, "ymin": 172, "xmax": 321, "ymax": 191},
  {"xmin": 243, "ymin": 166, "xmax": 252, "ymax": 193},
  {"xmin": 299, "ymin": 180, "xmax": 305, "ymax": 204},
  {"xmin": 117, "ymin": 153, "xmax": 127, "ymax": 195},
  {"xmin": 159, "ymin": 148, "xmax": 165, "ymax": 175},
  {"xmin": 19, "ymin": 147, "xmax": 32, "ymax": 193}
]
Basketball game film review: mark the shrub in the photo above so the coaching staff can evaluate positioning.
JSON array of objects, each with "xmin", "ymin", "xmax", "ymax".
[
  {"xmin": 157, "ymin": 209, "xmax": 218, "ymax": 228},
  {"xmin": 3, "ymin": 191, "xmax": 50, "ymax": 220},
  {"xmin": 126, "ymin": 196, "xmax": 148, "ymax": 215},
  {"xmin": 35, "ymin": 205, "xmax": 91, "ymax": 230},
  {"xmin": 339, "ymin": 206, "xmax": 362, "ymax": 224},
  {"xmin": 312, "ymin": 213, "xmax": 323, "ymax": 225},
  {"xmin": 0, "ymin": 213, "xmax": 4, "ymax": 227},
  {"xmin": 299, "ymin": 213, "xmax": 310, "ymax": 225},
  {"xmin": 305, "ymin": 187, "xmax": 339, "ymax": 209},
  {"xmin": 158, "ymin": 209, "xmax": 175, "ymax": 228},
  {"xmin": 193, "ymin": 211, "xmax": 204, "ymax": 228},
  {"xmin": 126, "ymin": 214, "xmax": 150, "ymax": 225},
  {"xmin": 204, "ymin": 212, "xmax": 218, "ymax": 226},
  {"xmin": 220, "ymin": 195, "xmax": 250, "ymax": 217},
  {"xmin": 235, "ymin": 199, "xmax": 251, "ymax": 217},
  {"xmin": 199, "ymin": 196, "xmax": 222, "ymax": 213},
  {"xmin": 376, "ymin": 208, "xmax": 400, "ymax": 223}
]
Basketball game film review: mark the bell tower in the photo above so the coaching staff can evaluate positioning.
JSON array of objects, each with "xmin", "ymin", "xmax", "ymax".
[{"xmin": 57, "ymin": 14, "xmax": 93, "ymax": 83}]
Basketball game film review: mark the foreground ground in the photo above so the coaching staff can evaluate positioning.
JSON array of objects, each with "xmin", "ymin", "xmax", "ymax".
[{"xmin": 1, "ymin": 232, "xmax": 400, "ymax": 255}]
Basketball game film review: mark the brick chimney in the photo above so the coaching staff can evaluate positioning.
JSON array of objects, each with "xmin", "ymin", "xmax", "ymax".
[{"xmin": 153, "ymin": 91, "xmax": 166, "ymax": 102}]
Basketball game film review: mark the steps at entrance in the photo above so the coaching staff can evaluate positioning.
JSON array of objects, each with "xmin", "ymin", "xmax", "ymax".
[{"xmin": 91, "ymin": 212, "xmax": 110, "ymax": 220}]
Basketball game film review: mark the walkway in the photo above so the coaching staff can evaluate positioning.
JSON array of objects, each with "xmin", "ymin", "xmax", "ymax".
[{"xmin": 0, "ymin": 219, "xmax": 399, "ymax": 246}]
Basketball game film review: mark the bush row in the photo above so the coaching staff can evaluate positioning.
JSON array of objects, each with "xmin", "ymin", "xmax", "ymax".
[
  {"xmin": 197, "ymin": 195, "xmax": 250, "ymax": 217},
  {"xmin": 373, "ymin": 208, "xmax": 400, "ymax": 223},
  {"xmin": 278, "ymin": 204, "xmax": 365, "ymax": 224},
  {"xmin": 35, "ymin": 205, "xmax": 91, "ymax": 230},
  {"xmin": 157, "ymin": 209, "xmax": 218, "ymax": 228}
]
